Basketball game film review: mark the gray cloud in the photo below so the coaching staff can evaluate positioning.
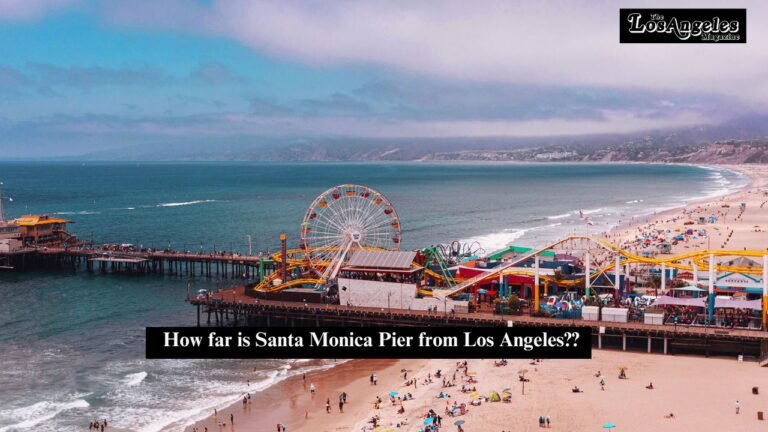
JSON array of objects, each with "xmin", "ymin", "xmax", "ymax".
[
  {"xmin": 28, "ymin": 63, "xmax": 172, "ymax": 89},
  {"xmin": 299, "ymin": 92, "xmax": 372, "ymax": 116},
  {"xmin": 189, "ymin": 62, "xmax": 247, "ymax": 85}
]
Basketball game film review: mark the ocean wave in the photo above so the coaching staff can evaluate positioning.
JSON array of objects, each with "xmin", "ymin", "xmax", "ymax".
[
  {"xmin": 0, "ymin": 399, "xmax": 89, "ymax": 432},
  {"xmin": 53, "ymin": 211, "xmax": 100, "ymax": 215},
  {"xmin": 123, "ymin": 371, "xmax": 147, "ymax": 387},
  {"xmin": 625, "ymin": 199, "xmax": 644, "ymax": 204},
  {"xmin": 134, "ymin": 362, "xmax": 340, "ymax": 432},
  {"xmin": 580, "ymin": 208, "xmax": 603, "ymax": 215},
  {"xmin": 460, "ymin": 229, "xmax": 530, "ymax": 254},
  {"xmin": 546, "ymin": 212, "xmax": 571, "ymax": 220},
  {"xmin": 156, "ymin": 200, "xmax": 216, "ymax": 208}
]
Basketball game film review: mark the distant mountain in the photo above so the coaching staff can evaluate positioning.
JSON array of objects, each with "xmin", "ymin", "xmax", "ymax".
[{"xmin": 77, "ymin": 114, "xmax": 768, "ymax": 163}]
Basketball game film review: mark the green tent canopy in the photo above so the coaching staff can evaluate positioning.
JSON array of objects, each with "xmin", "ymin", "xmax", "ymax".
[{"xmin": 487, "ymin": 245, "xmax": 556, "ymax": 261}]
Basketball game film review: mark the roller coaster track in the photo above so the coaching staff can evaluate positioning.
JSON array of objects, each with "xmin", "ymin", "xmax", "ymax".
[{"xmin": 434, "ymin": 235, "xmax": 768, "ymax": 298}]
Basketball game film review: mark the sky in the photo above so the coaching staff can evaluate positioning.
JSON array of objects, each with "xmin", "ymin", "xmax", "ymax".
[{"xmin": 0, "ymin": 0, "xmax": 767, "ymax": 157}]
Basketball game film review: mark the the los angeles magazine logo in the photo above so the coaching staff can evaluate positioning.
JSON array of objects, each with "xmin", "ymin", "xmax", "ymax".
[{"xmin": 620, "ymin": 9, "xmax": 746, "ymax": 43}]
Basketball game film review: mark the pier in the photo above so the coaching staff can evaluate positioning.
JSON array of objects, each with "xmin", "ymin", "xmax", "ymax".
[
  {"xmin": 190, "ymin": 286, "xmax": 768, "ymax": 363},
  {"xmin": 1, "ymin": 245, "xmax": 279, "ymax": 280}
]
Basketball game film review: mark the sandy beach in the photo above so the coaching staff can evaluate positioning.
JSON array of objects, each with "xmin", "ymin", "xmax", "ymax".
[
  {"xmin": 603, "ymin": 164, "xmax": 768, "ymax": 255},
  {"xmin": 187, "ymin": 351, "xmax": 767, "ymax": 432},
  {"xmin": 183, "ymin": 164, "xmax": 768, "ymax": 432}
]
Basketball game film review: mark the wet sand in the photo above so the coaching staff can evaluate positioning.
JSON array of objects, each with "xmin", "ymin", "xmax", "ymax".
[{"xmin": 184, "ymin": 359, "xmax": 426, "ymax": 432}]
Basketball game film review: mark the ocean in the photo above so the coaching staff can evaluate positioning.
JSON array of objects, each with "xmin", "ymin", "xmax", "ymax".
[{"xmin": 0, "ymin": 162, "xmax": 747, "ymax": 431}]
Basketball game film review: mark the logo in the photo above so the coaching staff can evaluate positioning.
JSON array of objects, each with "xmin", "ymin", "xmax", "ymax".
[{"xmin": 620, "ymin": 9, "xmax": 746, "ymax": 43}]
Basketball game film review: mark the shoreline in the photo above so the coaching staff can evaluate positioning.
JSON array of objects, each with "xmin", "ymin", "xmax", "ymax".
[
  {"xmin": 605, "ymin": 163, "xmax": 754, "ymax": 235},
  {"xmin": 603, "ymin": 163, "xmax": 768, "ymax": 255},
  {"xmin": 182, "ymin": 359, "xmax": 428, "ymax": 432}
]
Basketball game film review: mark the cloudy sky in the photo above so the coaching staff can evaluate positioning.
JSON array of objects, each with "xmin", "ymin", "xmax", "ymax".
[{"xmin": 1, "ymin": 0, "xmax": 767, "ymax": 157}]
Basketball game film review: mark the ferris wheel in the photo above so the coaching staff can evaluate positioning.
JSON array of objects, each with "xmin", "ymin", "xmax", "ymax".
[{"xmin": 300, "ymin": 184, "xmax": 401, "ymax": 282}]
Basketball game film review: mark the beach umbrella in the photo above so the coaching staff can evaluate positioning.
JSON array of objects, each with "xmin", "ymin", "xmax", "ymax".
[
  {"xmin": 488, "ymin": 391, "xmax": 501, "ymax": 402},
  {"xmin": 424, "ymin": 417, "xmax": 434, "ymax": 425},
  {"xmin": 470, "ymin": 392, "xmax": 478, "ymax": 398},
  {"xmin": 454, "ymin": 420, "xmax": 465, "ymax": 426},
  {"xmin": 501, "ymin": 387, "xmax": 511, "ymax": 392},
  {"xmin": 389, "ymin": 391, "xmax": 398, "ymax": 397},
  {"xmin": 603, "ymin": 423, "xmax": 616, "ymax": 429}
]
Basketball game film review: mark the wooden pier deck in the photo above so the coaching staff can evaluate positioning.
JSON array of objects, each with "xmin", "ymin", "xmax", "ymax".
[
  {"xmin": 2, "ymin": 245, "xmax": 278, "ymax": 279},
  {"xmin": 189, "ymin": 287, "xmax": 768, "ymax": 361}
]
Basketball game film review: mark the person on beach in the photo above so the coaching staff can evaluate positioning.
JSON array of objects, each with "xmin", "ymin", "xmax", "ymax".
[
  {"xmin": 546, "ymin": 415, "xmax": 551, "ymax": 428},
  {"xmin": 310, "ymin": 383, "xmax": 316, "ymax": 394},
  {"xmin": 326, "ymin": 398, "xmax": 331, "ymax": 413},
  {"xmin": 230, "ymin": 413, "xmax": 233, "ymax": 425},
  {"xmin": 342, "ymin": 391, "xmax": 347, "ymax": 403},
  {"xmin": 373, "ymin": 374, "xmax": 378, "ymax": 385},
  {"xmin": 370, "ymin": 373, "xmax": 374, "ymax": 384},
  {"xmin": 735, "ymin": 400, "xmax": 740, "ymax": 414},
  {"xmin": 539, "ymin": 416, "xmax": 545, "ymax": 427},
  {"xmin": 339, "ymin": 399, "xmax": 344, "ymax": 413}
]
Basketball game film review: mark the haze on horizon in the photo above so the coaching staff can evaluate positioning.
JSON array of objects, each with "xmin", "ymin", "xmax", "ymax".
[{"xmin": 1, "ymin": 0, "xmax": 767, "ymax": 158}]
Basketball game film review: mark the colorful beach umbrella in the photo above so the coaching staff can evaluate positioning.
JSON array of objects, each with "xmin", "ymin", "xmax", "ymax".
[
  {"xmin": 389, "ymin": 391, "xmax": 398, "ymax": 397},
  {"xmin": 470, "ymin": 392, "xmax": 478, "ymax": 398},
  {"xmin": 603, "ymin": 423, "xmax": 616, "ymax": 429},
  {"xmin": 454, "ymin": 420, "xmax": 465, "ymax": 426},
  {"xmin": 501, "ymin": 388, "xmax": 511, "ymax": 392}
]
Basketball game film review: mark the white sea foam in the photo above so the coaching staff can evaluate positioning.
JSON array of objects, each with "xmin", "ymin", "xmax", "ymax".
[
  {"xmin": 0, "ymin": 399, "xmax": 89, "ymax": 432},
  {"xmin": 106, "ymin": 361, "xmax": 343, "ymax": 432},
  {"xmin": 123, "ymin": 371, "xmax": 147, "ymax": 387},
  {"xmin": 157, "ymin": 200, "xmax": 216, "ymax": 208},
  {"xmin": 580, "ymin": 208, "xmax": 603, "ymax": 215},
  {"xmin": 54, "ymin": 211, "xmax": 100, "ymax": 215},
  {"xmin": 460, "ymin": 228, "xmax": 530, "ymax": 254},
  {"xmin": 546, "ymin": 212, "xmax": 571, "ymax": 220},
  {"xmin": 625, "ymin": 199, "xmax": 644, "ymax": 204}
]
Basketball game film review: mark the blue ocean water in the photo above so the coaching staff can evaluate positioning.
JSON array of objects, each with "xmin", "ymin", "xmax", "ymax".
[{"xmin": 0, "ymin": 162, "xmax": 747, "ymax": 431}]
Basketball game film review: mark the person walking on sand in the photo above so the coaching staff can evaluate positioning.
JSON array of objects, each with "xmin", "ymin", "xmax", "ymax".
[
  {"xmin": 373, "ymin": 374, "xmax": 378, "ymax": 385},
  {"xmin": 230, "ymin": 413, "xmax": 233, "ymax": 425},
  {"xmin": 600, "ymin": 378, "xmax": 605, "ymax": 391},
  {"xmin": 342, "ymin": 391, "xmax": 347, "ymax": 403},
  {"xmin": 339, "ymin": 399, "xmax": 344, "ymax": 413},
  {"xmin": 735, "ymin": 400, "xmax": 740, "ymax": 414},
  {"xmin": 310, "ymin": 383, "xmax": 316, "ymax": 394},
  {"xmin": 326, "ymin": 398, "xmax": 331, "ymax": 413},
  {"xmin": 546, "ymin": 415, "xmax": 551, "ymax": 428}
]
